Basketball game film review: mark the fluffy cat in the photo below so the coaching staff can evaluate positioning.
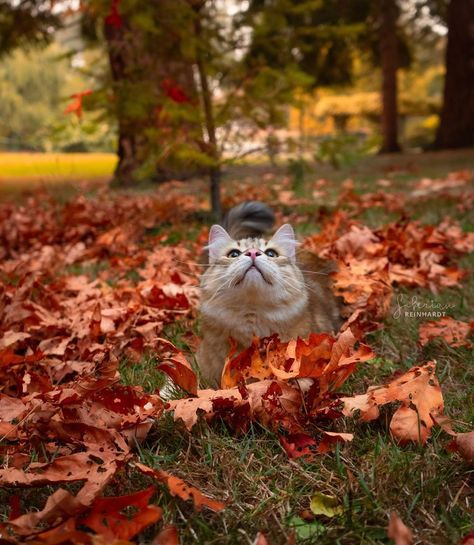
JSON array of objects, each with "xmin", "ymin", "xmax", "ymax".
[{"xmin": 197, "ymin": 202, "xmax": 341, "ymax": 385}]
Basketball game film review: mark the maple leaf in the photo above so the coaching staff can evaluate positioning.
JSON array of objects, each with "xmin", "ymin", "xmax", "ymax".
[
  {"xmin": 64, "ymin": 90, "xmax": 93, "ymax": 120},
  {"xmin": 433, "ymin": 415, "xmax": 474, "ymax": 465},
  {"xmin": 156, "ymin": 339, "xmax": 198, "ymax": 395},
  {"xmin": 134, "ymin": 462, "xmax": 225, "ymax": 512},
  {"xmin": 167, "ymin": 380, "xmax": 303, "ymax": 432},
  {"xmin": 419, "ymin": 317, "xmax": 473, "ymax": 348},
  {"xmin": 81, "ymin": 487, "xmax": 162, "ymax": 540},
  {"xmin": 222, "ymin": 329, "xmax": 373, "ymax": 393},
  {"xmin": 341, "ymin": 362, "xmax": 444, "ymax": 444}
]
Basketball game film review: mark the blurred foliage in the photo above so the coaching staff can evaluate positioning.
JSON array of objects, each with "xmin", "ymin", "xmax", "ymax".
[
  {"xmin": 0, "ymin": 0, "xmax": 462, "ymax": 169},
  {"xmin": 314, "ymin": 133, "xmax": 380, "ymax": 169},
  {"xmin": 0, "ymin": 0, "xmax": 59, "ymax": 57},
  {"xmin": 0, "ymin": 43, "xmax": 115, "ymax": 152}
]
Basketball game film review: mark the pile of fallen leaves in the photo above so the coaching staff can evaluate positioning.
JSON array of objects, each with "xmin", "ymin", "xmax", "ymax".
[
  {"xmin": 303, "ymin": 211, "xmax": 474, "ymax": 335},
  {"xmin": 0, "ymin": 175, "xmax": 472, "ymax": 544}
]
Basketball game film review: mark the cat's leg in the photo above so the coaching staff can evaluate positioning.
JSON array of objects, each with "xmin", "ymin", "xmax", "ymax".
[{"xmin": 196, "ymin": 336, "xmax": 229, "ymax": 388}]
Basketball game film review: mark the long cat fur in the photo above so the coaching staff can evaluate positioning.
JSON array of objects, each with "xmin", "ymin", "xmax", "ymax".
[{"xmin": 197, "ymin": 201, "xmax": 341, "ymax": 385}]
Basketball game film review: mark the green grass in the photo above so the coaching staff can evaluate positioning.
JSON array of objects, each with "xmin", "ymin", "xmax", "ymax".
[{"xmin": 0, "ymin": 152, "xmax": 116, "ymax": 191}]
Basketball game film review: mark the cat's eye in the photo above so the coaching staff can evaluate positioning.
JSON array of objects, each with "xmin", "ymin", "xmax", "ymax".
[
  {"xmin": 265, "ymin": 249, "xmax": 279, "ymax": 258},
  {"xmin": 227, "ymin": 249, "xmax": 241, "ymax": 258}
]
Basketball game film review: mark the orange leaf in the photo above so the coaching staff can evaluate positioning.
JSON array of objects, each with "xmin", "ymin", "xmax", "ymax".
[
  {"xmin": 419, "ymin": 317, "xmax": 473, "ymax": 348},
  {"xmin": 81, "ymin": 487, "xmax": 162, "ymax": 540},
  {"xmin": 134, "ymin": 462, "xmax": 225, "ymax": 512},
  {"xmin": 341, "ymin": 363, "xmax": 444, "ymax": 444}
]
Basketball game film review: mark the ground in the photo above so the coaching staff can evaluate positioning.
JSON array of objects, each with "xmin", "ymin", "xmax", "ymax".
[{"xmin": 0, "ymin": 149, "xmax": 472, "ymax": 545}]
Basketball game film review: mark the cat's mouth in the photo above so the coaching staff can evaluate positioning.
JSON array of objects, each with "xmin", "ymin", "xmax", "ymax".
[{"xmin": 237, "ymin": 264, "xmax": 272, "ymax": 286}]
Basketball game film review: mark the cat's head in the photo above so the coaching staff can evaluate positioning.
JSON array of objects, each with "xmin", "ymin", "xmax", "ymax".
[{"xmin": 201, "ymin": 224, "xmax": 306, "ymax": 305}]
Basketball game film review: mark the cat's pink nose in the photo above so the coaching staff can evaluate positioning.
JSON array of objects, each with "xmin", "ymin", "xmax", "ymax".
[{"xmin": 245, "ymin": 249, "xmax": 262, "ymax": 261}]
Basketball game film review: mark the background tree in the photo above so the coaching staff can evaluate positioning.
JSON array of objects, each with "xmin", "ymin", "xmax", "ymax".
[
  {"xmin": 435, "ymin": 0, "xmax": 474, "ymax": 149},
  {"xmin": 86, "ymin": 0, "xmax": 205, "ymax": 184},
  {"xmin": 378, "ymin": 0, "xmax": 401, "ymax": 152},
  {"xmin": 0, "ymin": 0, "xmax": 59, "ymax": 57}
]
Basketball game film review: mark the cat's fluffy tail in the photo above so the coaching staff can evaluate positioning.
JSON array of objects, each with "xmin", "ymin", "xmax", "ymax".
[{"xmin": 222, "ymin": 201, "xmax": 275, "ymax": 239}]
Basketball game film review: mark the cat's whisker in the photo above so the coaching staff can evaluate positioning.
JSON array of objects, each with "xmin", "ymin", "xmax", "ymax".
[{"xmin": 297, "ymin": 268, "xmax": 332, "ymax": 276}]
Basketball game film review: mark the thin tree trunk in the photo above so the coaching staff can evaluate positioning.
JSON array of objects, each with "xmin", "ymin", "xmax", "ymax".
[
  {"xmin": 435, "ymin": 0, "xmax": 474, "ymax": 149},
  {"xmin": 379, "ymin": 0, "xmax": 401, "ymax": 153},
  {"xmin": 104, "ymin": 21, "xmax": 139, "ymax": 184},
  {"xmin": 193, "ymin": 7, "xmax": 222, "ymax": 221}
]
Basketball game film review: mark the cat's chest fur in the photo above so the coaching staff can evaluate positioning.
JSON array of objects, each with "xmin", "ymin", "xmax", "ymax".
[{"xmin": 202, "ymin": 298, "xmax": 310, "ymax": 347}]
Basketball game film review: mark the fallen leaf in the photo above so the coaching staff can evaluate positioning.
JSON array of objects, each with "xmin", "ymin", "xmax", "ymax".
[
  {"xmin": 419, "ymin": 317, "xmax": 473, "ymax": 348},
  {"xmin": 134, "ymin": 462, "xmax": 225, "ymax": 512},
  {"xmin": 447, "ymin": 431, "xmax": 474, "ymax": 465},
  {"xmin": 309, "ymin": 492, "xmax": 343, "ymax": 518},
  {"xmin": 151, "ymin": 525, "xmax": 180, "ymax": 545},
  {"xmin": 81, "ymin": 487, "xmax": 162, "ymax": 540},
  {"xmin": 387, "ymin": 511, "xmax": 413, "ymax": 545},
  {"xmin": 341, "ymin": 363, "xmax": 444, "ymax": 444}
]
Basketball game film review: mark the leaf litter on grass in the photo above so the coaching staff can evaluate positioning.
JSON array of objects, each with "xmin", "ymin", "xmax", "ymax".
[{"xmin": 0, "ymin": 173, "xmax": 472, "ymax": 543}]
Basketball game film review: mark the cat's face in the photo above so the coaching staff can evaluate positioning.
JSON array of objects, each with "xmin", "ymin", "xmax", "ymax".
[{"xmin": 201, "ymin": 224, "xmax": 306, "ymax": 306}]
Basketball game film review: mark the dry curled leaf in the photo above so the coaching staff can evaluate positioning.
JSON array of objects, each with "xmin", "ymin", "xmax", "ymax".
[{"xmin": 341, "ymin": 363, "xmax": 444, "ymax": 444}]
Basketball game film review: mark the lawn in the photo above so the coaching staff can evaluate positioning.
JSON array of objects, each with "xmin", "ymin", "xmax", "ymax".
[
  {"xmin": 0, "ymin": 150, "xmax": 472, "ymax": 545},
  {"xmin": 0, "ymin": 152, "xmax": 116, "ymax": 190}
]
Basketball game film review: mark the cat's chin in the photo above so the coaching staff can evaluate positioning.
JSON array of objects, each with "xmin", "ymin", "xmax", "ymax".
[{"xmin": 236, "ymin": 265, "xmax": 272, "ymax": 287}]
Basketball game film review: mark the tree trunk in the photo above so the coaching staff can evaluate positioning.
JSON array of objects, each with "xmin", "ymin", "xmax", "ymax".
[
  {"xmin": 103, "ymin": 1, "xmax": 204, "ymax": 185},
  {"xmin": 193, "ymin": 5, "xmax": 222, "ymax": 221},
  {"xmin": 435, "ymin": 0, "xmax": 474, "ymax": 149},
  {"xmin": 379, "ymin": 0, "xmax": 401, "ymax": 153}
]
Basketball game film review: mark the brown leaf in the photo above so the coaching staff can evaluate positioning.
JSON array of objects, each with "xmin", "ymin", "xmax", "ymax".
[
  {"xmin": 341, "ymin": 363, "xmax": 444, "ymax": 444},
  {"xmin": 448, "ymin": 431, "xmax": 474, "ymax": 465},
  {"xmin": 151, "ymin": 525, "xmax": 180, "ymax": 545},
  {"xmin": 134, "ymin": 462, "xmax": 225, "ymax": 512},
  {"xmin": 167, "ymin": 380, "xmax": 302, "ymax": 433},
  {"xmin": 158, "ymin": 351, "xmax": 197, "ymax": 395},
  {"xmin": 419, "ymin": 317, "xmax": 473, "ymax": 348},
  {"xmin": 0, "ymin": 331, "xmax": 31, "ymax": 349},
  {"xmin": 387, "ymin": 511, "xmax": 413, "ymax": 545},
  {"xmin": 1, "ymin": 451, "xmax": 119, "ymax": 535}
]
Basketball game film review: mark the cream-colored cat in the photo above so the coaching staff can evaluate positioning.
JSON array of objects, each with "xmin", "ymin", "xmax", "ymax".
[{"xmin": 197, "ymin": 204, "xmax": 341, "ymax": 385}]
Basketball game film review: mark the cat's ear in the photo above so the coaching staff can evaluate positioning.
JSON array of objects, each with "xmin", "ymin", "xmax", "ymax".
[
  {"xmin": 207, "ymin": 225, "xmax": 233, "ymax": 263},
  {"xmin": 270, "ymin": 224, "xmax": 298, "ymax": 261}
]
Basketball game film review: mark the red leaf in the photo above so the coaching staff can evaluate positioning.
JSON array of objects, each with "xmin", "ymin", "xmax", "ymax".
[
  {"xmin": 161, "ymin": 79, "xmax": 191, "ymax": 104},
  {"xmin": 64, "ymin": 90, "xmax": 93, "ymax": 119},
  {"xmin": 158, "ymin": 351, "xmax": 197, "ymax": 395},
  {"xmin": 105, "ymin": 0, "xmax": 123, "ymax": 28},
  {"xmin": 81, "ymin": 487, "xmax": 162, "ymax": 540}
]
